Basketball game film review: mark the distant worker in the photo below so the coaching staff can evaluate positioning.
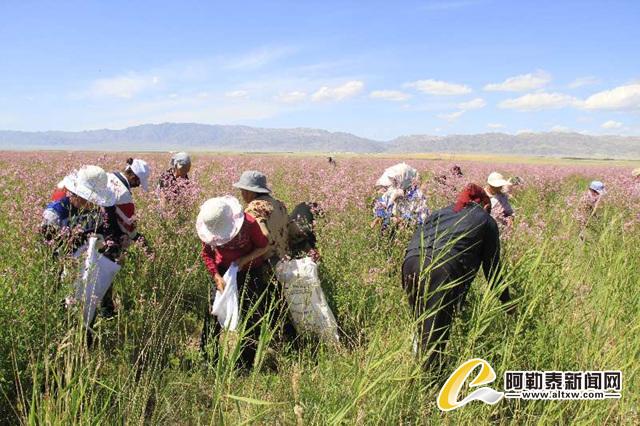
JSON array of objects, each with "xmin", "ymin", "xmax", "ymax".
[
  {"xmin": 485, "ymin": 172, "xmax": 514, "ymax": 227},
  {"xmin": 434, "ymin": 164, "xmax": 464, "ymax": 193},
  {"xmin": 578, "ymin": 181, "xmax": 605, "ymax": 236},
  {"xmin": 158, "ymin": 152, "xmax": 192, "ymax": 201}
]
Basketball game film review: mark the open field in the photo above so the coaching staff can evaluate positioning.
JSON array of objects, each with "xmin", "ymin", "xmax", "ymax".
[{"xmin": 0, "ymin": 151, "xmax": 639, "ymax": 424}]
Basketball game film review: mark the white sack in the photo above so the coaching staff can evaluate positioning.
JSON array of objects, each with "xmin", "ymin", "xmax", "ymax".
[
  {"xmin": 73, "ymin": 236, "xmax": 121, "ymax": 327},
  {"xmin": 211, "ymin": 263, "xmax": 239, "ymax": 331},
  {"xmin": 275, "ymin": 257, "xmax": 339, "ymax": 344}
]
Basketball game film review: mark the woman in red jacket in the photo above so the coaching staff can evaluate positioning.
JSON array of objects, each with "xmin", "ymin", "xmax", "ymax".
[{"xmin": 197, "ymin": 195, "xmax": 273, "ymax": 368}]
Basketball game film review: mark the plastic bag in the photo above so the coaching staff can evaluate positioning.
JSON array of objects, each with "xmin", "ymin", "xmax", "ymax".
[
  {"xmin": 72, "ymin": 236, "xmax": 121, "ymax": 327},
  {"xmin": 275, "ymin": 257, "xmax": 339, "ymax": 344},
  {"xmin": 211, "ymin": 263, "xmax": 239, "ymax": 331}
]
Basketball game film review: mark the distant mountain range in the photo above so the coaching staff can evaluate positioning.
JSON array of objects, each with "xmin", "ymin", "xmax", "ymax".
[{"xmin": 1, "ymin": 122, "xmax": 639, "ymax": 159}]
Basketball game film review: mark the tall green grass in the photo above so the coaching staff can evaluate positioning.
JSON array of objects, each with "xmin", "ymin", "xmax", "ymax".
[{"xmin": 0, "ymin": 175, "xmax": 638, "ymax": 425}]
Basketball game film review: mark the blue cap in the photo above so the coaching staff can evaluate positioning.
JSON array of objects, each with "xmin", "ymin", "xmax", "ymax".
[{"xmin": 589, "ymin": 180, "xmax": 605, "ymax": 194}]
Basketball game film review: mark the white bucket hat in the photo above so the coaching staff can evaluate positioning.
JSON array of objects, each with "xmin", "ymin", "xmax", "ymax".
[
  {"xmin": 487, "ymin": 172, "xmax": 511, "ymax": 188},
  {"xmin": 128, "ymin": 159, "xmax": 151, "ymax": 191},
  {"xmin": 196, "ymin": 196, "xmax": 245, "ymax": 246},
  {"xmin": 62, "ymin": 165, "xmax": 116, "ymax": 207}
]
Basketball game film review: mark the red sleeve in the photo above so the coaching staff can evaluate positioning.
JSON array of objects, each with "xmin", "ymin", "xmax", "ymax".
[
  {"xmin": 51, "ymin": 188, "xmax": 67, "ymax": 201},
  {"xmin": 245, "ymin": 214, "xmax": 269, "ymax": 249},
  {"xmin": 201, "ymin": 242, "xmax": 219, "ymax": 277},
  {"xmin": 116, "ymin": 202, "xmax": 137, "ymax": 233}
]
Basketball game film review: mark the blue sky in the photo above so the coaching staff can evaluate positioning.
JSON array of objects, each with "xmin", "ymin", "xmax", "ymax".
[{"xmin": 1, "ymin": 0, "xmax": 639, "ymax": 140}]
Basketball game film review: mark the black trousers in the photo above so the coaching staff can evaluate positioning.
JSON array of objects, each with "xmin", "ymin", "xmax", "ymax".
[
  {"xmin": 402, "ymin": 255, "xmax": 470, "ymax": 369},
  {"xmin": 201, "ymin": 264, "xmax": 296, "ymax": 369}
]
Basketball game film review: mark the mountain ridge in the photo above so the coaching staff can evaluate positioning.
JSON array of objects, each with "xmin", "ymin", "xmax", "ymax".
[{"xmin": 1, "ymin": 122, "xmax": 639, "ymax": 159}]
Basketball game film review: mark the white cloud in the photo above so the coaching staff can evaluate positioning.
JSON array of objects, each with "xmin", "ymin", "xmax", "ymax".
[
  {"xmin": 499, "ymin": 92, "xmax": 577, "ymax": 111},
  {"xmin": 516, "ymin": 129, "xmax": 534, "ymax": 135},
  {"xmin": 580, "ymin": 84, "xmax": 640, "ymax": 111},
  {"xmin": 484, "ymin": 70, "xmax": 551, "ymax": 92},
  {"xmin": 311, "ymin": 80, "xmax": 364, "ymax": 102},
  {"xmin": 601, "ymin": 120, "xmax": 623, "ymax": 129},
  {"xmin": 274, "ymin": 91, "xmax": 308, "ymax": 104},
  {"xmin": 437, "ymin": 110, "xmax": 465, "ymax": 121},
  {"xmin": 487, "ymin": 123, "xmax": 505, "ymax": 129},
  {"xmin": 404, "ymin": 79, "xmax": 472, "ymax": 96},
  {"xmin": 224, "ymin": 46, "xmax": 294, "ymax": 70},
  {"xmin": 550, "ymin": 125, "xmax": 572, "ymax": 133},
  {"xmin": 87, "ymin": 74, "xmax": 160, "ymax": 99},
  {"xmin": 225, "ymin": 90, "xmax": 249, "ymax": 99},
  {"xmin": 458, "ymin": 97, "xmax": 486, "ymax": 110},
  {"xmin": 369, "ymin": 90, "xmax": 411, "ymax": 102},
  {"xmin": 568, "ymin": 76, "xmax": 600, "ymax": 89}
]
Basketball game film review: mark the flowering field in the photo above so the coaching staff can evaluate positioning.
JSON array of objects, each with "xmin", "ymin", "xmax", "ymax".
[{"xmin": 0, "ymin": 151, "xmax": 639, "ymax": 424}]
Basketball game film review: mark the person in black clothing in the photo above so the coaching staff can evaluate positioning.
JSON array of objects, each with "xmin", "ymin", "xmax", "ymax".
[{"xmin": 402, "ymin": 183, "xmax": 512, "ymax": 368}]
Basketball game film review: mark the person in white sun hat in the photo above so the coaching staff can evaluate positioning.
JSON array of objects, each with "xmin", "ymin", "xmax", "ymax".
[
  {"xmin": 197, "ymin": 195, "xmax": 276, "ymax": 369},
  {"xmin": 100, "ymin": 158, "xmax": 152, "ymax": 317},
  {"xmin": 485, "ymin": 171, "xmax": 515, "ymax": 227},
  {"xmin": 106, "ymin": 157, "xmax": 151, "ymax": 242},
  {"xmin": 41, "ymin": 165, "xmax": 125, "ymax": 343},
  {"xmin": 41, "ymin": 165, "xmax": 121, "ymax": 257}
]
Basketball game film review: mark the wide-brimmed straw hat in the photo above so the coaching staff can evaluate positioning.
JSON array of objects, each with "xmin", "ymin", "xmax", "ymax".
[
  {"xmin": 487, "ymin": 172, "xmax": 511, "ymax": 188},
  {"xmin": 232, "ymin": 170, "xmax": 271, "ymax": 193},
  {"xmin": 62, "ymin": 165, "xmax": 116, "ymax": 207},
  {"xmin": 196, "ymin": 196, "xmax": 245, "ymax": 246}
]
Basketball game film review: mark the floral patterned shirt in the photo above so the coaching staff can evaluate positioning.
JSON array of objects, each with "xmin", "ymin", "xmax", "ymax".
[
  {"xmin": 245, "ymin": 194, "xmax": 290, "ymax": 260},
  {"xmin": 373, "ymin": 186, "xmax": 430, "ymax": 227},
  {"xmin": 489, "ymin": 192, "xmax": 514, "ymax": 226}
]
